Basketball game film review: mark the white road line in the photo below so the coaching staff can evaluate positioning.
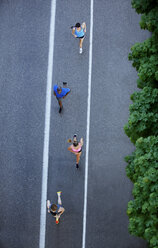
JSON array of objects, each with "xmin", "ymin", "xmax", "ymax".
[
  {"xmin": 82, "ymin": 0, "xmax": 94, "ymax": 247},
  {"xmin": 39, "ymin": 0, "xmax": 56, "ymax": 248}
]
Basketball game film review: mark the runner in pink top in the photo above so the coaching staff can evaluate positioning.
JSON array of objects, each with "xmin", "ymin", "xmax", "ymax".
[
  {"xmin": 71, "ymin": 143, "xmax": 82, "ymax": 153},
  {"xmin": 67, "ymin": 134, "xmax": 83, "ymax": 169}
]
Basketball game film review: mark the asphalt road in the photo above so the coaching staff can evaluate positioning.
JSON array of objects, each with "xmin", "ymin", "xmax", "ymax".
[{"xmin": 0, "ymin": 0, "xmax": 149, "ymax": 248}]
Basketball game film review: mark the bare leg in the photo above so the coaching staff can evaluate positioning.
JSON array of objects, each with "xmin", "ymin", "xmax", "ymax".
[
  {"xmin": 57, "ymin": 191, "xmax": 62, "ymax": 205},
  {"xmin": 79, "ymin": 38, "xmax": 84, "ymax": 48},
  {"xmin": 58, "ymin": 100, "xmax": 63, "ymax": 113},
  {"xmin": 58, "ymin": 100, "xmax": 62, "ymax": 108},
  {"xmin": 68, "ymin": 146, "xmax": 76, "ymax": 154},
  {"xmin": 79, "ymin": 38, "xmax": 84, "ymax": 54},
  {"xmin": 76, "ymin": 152, "xmax": 82, "ymax": 164}
]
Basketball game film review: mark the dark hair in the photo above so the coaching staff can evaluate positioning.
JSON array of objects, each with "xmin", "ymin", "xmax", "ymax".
[
  {"xmin": 75, "ymin": 23, "xmax": 81, "ymax": 28},
  {"xmin": 73, "ymin": 141, "xmax": 79, "ymax": 147},
  {"xmin": 57, "ymin": 86, "xmax": 62, "ymax": 91},
  {"xmin": 51, "ymin": 204, "xmax": 57, "ymax": 211},
  {"xmin": 73, "ymin": 134, "xmax": 78, "ymax": 146}
]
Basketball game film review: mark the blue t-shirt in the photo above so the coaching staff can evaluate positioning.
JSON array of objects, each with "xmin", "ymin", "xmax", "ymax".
[
  {"xmin": 54, "ymin": 85, "xmax": 70, "ymax": 98},
  {"xmin": 75, "ymin": 28, "xmax": 85, "ymax": 37}
]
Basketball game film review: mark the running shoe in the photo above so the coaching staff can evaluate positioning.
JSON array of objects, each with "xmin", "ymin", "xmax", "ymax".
[
  {"xmin": 79, "ymin": 48, "xmax": 82, "ymax": 54},
  {"xmin": 56, "ymin": 218, "xmax": 59, "ymax": 224},
  {"xmin": 59, "ymin": 106, "xmax": 63, "ymax": 113},
  {"xmin": 57, "ymin": 191, "xmax": 62, "ymax": 196}
]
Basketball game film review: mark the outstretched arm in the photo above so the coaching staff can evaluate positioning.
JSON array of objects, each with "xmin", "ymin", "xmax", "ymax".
[
  {"xmin": 80, "ymin": 138, "xmax": 84, "ymax": 146},
  {"xmin": 72, "ymin": 28, "xmax": 77, "ymax": 37},
  {"xmin": 68, "ymin": 146, "xmax": 77, "ymax": 154},
  {"xmin": 63, "ymin": 89, "xmax": 71, "ymax": 99},
  {"xmin": 47, "ymin": 200, "xmax": 51, "ymax": 213},
  {"xmin": 82, "ymin": 22, "xmax": 86, "ymax": 33}
]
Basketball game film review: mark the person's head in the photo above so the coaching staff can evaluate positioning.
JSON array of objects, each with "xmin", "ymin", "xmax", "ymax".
[
  {"xmin": 57, "ymin": 86, "xmax": 62, "ymax": 93},
  {"xmin": 75, "ymin": 23, "xmax": 81, "ymax": 29},
  {"xmin": 73, "ymin": 134, "xmax": 78, "ymax": 146},
  {"xmin": 51, "ymin": 204, "xmax": 57, "ymax": 212}
]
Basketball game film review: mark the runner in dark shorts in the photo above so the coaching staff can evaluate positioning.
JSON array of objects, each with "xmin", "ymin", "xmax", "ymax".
[
  {"xmin": 47, "ymin": 191, "xmax": 65, "ymax": 224},
  {"xmin": 71, "ymin": 22, "xmax": 86, "ymax": 54},
  {"xmin": 53, "ymin": 83, "xmax": 71, "ymax": 113},
  {"xmin": 67, "ymin": 134, "xmax": 84, "ymax": 169}
]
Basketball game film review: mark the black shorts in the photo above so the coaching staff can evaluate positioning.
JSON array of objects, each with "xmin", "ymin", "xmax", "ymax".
[
  {"xmin": 76, "ymin": 36, "xmax": 84, "ymax": 39},
  {"xmin": 56, "ymin": 96, "xmax": 62, "ymax": 102}
]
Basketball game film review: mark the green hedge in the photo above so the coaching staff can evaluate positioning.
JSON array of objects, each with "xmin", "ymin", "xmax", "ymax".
[
  {"xmin": 131, "ymin": 0, "xmax": 158, "ymax": 14},
  {"xmin": 124, "ymin": 87, "xmax": 158, "ymax": 144},
  {"xmin": 125, "ymin": 136, "xmax": 158, "ymax": 248},
  {"xmin": 128, "ymin": 35, "xmax": 158, "ymax": 89},
  {"xmin": 125, "ymin": 1, "xmax": 158, "ymax": 247},
  {"xmin": 140, "ymin": 7, "xmax": 158, "ymax": 33}
]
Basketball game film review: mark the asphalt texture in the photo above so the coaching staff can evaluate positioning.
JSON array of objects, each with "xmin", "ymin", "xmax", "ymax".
[{"xmin": 0, "ymin": 0, "xmax": 149, "ymax": 248}]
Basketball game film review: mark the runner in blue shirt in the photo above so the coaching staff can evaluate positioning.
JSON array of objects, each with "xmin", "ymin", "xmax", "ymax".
[
  {"xmin": 71, "ymin": 22, "xmax": 86, "ymax": 54},
  {"xmin": 53, "ymin": 83, "xmax": 71, "ymax": 113}
]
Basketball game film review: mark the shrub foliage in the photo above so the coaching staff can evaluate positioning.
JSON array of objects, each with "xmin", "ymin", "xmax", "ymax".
[
  {"xmin": 125, "ymin": 136, "xmax": 158, "ymax": 248},
  {"xmin": 124, "ymin": 87, "xmax": 158, "ymax": 144},
  {"xmin": 128, "ymin": 36, "xmax": 158, "ymax": 89},
  {"xmin": 125, "ymin": 1, "xmax": 158, "ymax": 247},
  {"xmin": 131, "ymin": 0, "xmax": 158, "ymax": 14},
  {"xmin": 140, "ymin": 7, "xmax": 158, "ymax": 33}
]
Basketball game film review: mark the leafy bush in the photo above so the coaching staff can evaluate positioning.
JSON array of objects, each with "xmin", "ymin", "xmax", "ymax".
[
  {"xmin": 140, "ymin": 7, "xmax": 158, "ymax": 33},
  {"xmin": 125, "ymin": 2, "xmax": 158, "ymax": 248},
  {"xmin": 128, "ymin": 36, "xmax": 158, "ymax": 89},
  {"xmin": 124, "ymin": 87, "xmax": 158, "ymax": 144},
  {"xmin": 125, "ymin": 136, "xmax": 158, "ymax": 248},
  {"xmin": 131, "ymin": 0, "xmax": 158, "ymax": 14}
]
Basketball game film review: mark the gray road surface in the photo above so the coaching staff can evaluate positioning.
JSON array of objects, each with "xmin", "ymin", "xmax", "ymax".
[{"xmin": 0, "ymin": 0, "xmax": 149, "ymax": 248}]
